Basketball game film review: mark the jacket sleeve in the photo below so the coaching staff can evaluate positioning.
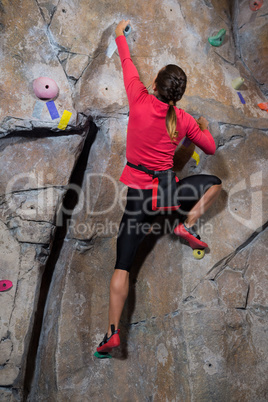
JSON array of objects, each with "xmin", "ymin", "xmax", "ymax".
[
  {"xmin": 186, "ymin": 114, "xmax": 216, "ymax": 155},
  {"xmin": 115, "ymin": 35, "xmax": 148, "ymax": 106}
]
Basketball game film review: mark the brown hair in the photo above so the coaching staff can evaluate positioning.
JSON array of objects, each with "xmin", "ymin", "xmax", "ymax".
[{"xmin": 155, "ymin": 65, "xmax": 187, "ymax": 142}]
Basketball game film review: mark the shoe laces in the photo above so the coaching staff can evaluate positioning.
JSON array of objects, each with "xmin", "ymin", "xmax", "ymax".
[
  {"xmin": 183, "ymin": 223, "xmax": 201, "ymax": 240},
  {"xmin": 98, "ymin": 325, "xmax": 118, "ymax": 347}
]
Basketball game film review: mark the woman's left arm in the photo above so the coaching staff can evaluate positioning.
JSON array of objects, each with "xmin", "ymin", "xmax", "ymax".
[
  {"xmin": 186, "ymin": 115, "xmax": 216, "ymax": 155},
  {"xmin": 115, "ymin": 20, "xmax": 148, "ymax": 106}
]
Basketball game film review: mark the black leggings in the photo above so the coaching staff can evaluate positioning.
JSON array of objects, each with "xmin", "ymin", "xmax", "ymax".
[{"xmin": 115, "ymin": 174, "xmax": 221, "ymax": 272}]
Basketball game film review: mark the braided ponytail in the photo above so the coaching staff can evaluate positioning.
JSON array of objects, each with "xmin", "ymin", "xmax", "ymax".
[
  {"xmin": 155, "ymin": 65, "xmax": 187, "ymax": 142},
  {"xmin": 166, "ymin": 101, "xmax": 178, "ymax": 142}
]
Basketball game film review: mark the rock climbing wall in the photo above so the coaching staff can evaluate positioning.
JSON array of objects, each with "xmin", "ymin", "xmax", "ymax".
[
  {"xmin": 233, "ymin": 0, "xmax": 268, "ymax": 95},
  {"xmin": 0, "ymin": 0, "xmax": 267, "ymax": 401}
]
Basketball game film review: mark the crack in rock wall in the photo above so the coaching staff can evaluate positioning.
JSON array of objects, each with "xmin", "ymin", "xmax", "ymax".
[
  {"xmin": 0, "ymin": 126, "xmax": 90, "ymax": 401},
  {"xmin": 0, "ymin": 0, "xmax": 267, "ymax": 401},
  {"xmin": 232, "ymin": 0, "xmax": 268, "ymax": 96}
]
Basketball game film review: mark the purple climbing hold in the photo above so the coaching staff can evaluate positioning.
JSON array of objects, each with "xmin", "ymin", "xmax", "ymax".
[
  {"xmin": 182, "ymin": 137, "xmax": 192, "ymax": 148},
  {"xmin": 237, "ymin": 92, "xmax": 246, "ymax": 104},
  {"xmin": 46, "ymin": 100, "xmax": 60, "ymax": 120}
]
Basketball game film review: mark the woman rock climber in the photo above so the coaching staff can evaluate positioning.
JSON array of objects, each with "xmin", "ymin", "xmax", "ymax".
[{"xmin": 97, "ymin": 20, "xmax": 222, "ymax": 354}]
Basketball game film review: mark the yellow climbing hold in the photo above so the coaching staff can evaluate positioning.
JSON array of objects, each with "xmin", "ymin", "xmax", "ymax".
[
  {"xmin": 193, "ymin": 249, "xmax": 205, "ymax": 259},
  {"xmin": 58, "ymin": 110, "xmax": 72, "ymax": 130},
  {"xmin": 232, "ymin": 77, "xmax": 244, "ymax": 90},
  {"xmin": 192, "ymin": 151, "xmax": 200, "ymax": 165}
]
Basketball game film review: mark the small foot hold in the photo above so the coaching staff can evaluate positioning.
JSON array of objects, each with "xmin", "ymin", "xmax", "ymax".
[
  {"xmin": 237, "ymin": 92, "xmax": 246, "ymax": 104},
  {"xmin": 193, "ymin": 249, "xmax": 205, "ymax": 259},
  {"xmin": 0, "ymin": 280, "xmax": 13, "ymax": 292},
  {"xmin": 94, "ymin": 351, "xmax": 112, "ymax": 359},
  {"xmin": 208, "ymin": 29, "xmax": 226, "ymax": 47},
  {"xmin": 258, "ymin": 102, "xmax": 268, "ymax": 112},
  {"xmin": 249, "ymin": 0, "xmax": 263, "ymax": 12}
]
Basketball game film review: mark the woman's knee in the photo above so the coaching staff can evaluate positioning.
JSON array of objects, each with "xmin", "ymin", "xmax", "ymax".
[
  {"xmin": 110, "ymin": 269, "xmax": 129, "ymax": 294},
  {"xmin": 211, "ymin": 176, "xmax": 222, "ymax": 186},
  {"xmin": 213, "ymin": 182, "xmax": 222, "ymax": 193},
  {"xmin": 205, "ymin": 182, "xmax": 222, "ymax": 198},
  {"xmin": 203, "ymin": 177, "xmax": 222, "ymax": 195}
]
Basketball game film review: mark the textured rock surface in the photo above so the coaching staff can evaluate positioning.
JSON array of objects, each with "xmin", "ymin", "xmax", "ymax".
[
  {"xmin": 235, "ymin": 0, "xmax": 268, "ymax": 95},
  {"xmin": 0, "ymin": 0, "xmax": 76, "ymax": 134},
  {"xmin": 0, "ymin": 130, "xmax": 87, "ymax": 398},
  {"xmin": 0, "ymin": 0, "xmax": 267, "ymax": 401},
  {"xmin": 29, "ymin": 120, "xmax": 268, "ymax": 400}
]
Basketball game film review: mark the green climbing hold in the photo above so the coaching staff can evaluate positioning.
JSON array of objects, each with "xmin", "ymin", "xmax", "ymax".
[
  {"xmin": 94, "ymin": 351, "xmax": 112, "ymax": 359},
  {"xmin": 208, "ymin": 29, "xmax": 226, "ymax": 47}
]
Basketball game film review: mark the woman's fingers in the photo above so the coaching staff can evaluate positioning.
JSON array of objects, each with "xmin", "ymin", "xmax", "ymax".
[
  {"xmin": 115, "ymin": 19, "xmax": 131, "ymax": 37},
  {"xmin": 196, "ymin": 116, "xmax": 209, "ymax": 131},
  {"xmin": 197, "ymin": 116, "xmax": 209, "ymax": 127},
  {"xmin": 121, "ymin": 19, "xmax": 130, "ymax": 29}
]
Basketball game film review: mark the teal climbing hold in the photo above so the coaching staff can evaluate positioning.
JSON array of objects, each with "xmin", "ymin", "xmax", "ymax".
[
  {"xmin": 123, "ymin": 24, "xmax": 131, "ymax": 37},
  {"xmin": 94, "ymin": 351, "xmax": 112, "ymax": 359},
  {"xmin": 208, "ymin": 29, "xmax": 226, "ymax": 47}
]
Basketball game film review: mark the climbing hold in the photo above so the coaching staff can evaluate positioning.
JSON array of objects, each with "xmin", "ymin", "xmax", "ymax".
[
  {"xmin": 182, "ymin": 137, "xmax": 192, "ymax": 148},
  {"xmin": 258, "ymin": 102, "xmax": 268, "ymax": 112},
  {"xmin": 191, "ymin": 151, "xmax": 200, "ymax": 165},
  {"xmin": 107, "ymin": 24, "xmax": 132, "ymax": 58},
  {"xmin": 46, "ymin": 100, "xmax": 60, "ymax": 120},
  {"xmin": 237, "ymin": 92, "xmax": 246, "ymax": 104},
  {"xmin": 193, "ymin": 249, "xmax": 205, "ymax": 259},
  {"xmin": 249, "ymin": 0, "xmax": 263, "ymax": 11},
  {"xmin": 106, "ymin": 39, "xmax": 118, "ymax": 58},
  {"xmin": 232, "ymin": 77, "xmax": 245, "ymax": 90},
  {"xmin": 32, "ymin": 100, "xmax": 44, "ymax": 119},
  {"xmin": 33, "ymin": 77, "xmax": 59, "ymax": 100},
  {"xmin": 208, "ymin": 29, "xmax": 226, "ymax": 47},
  {"xmin": 123, "ymin": 24, "xmax": 131, "ymax": 37},
  {"xmin": 0, "ymin": 280, "xmax": 13, "ymax": 292},
  {"xmin": 58, "ymin": 110, "xmax": 72, "ymax": 130},
  {"xmin": 94, "ymin": 351, "xmax": 112, "ymax": 359}
]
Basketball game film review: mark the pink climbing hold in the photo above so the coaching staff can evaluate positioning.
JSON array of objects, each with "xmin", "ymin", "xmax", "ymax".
[
  {"xmin": 0, "ymin": 280, "xmax": 13, "ymax": 292},
  {"xmin": 33, "ymin": 77, "xmax": 59, "ymax": 100},
  {"xmin": 249, "ymin": 0, "xmax": 263, "ymax": 11}
]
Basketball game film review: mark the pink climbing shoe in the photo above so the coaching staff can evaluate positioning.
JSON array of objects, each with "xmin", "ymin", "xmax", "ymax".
[
  {"xmin": 97, "ymin": 325, "xmax": 120, "ymax": 353},
  {"xmin": 174, "ymin": 223, "xmax": 208, "ymax": 249}
]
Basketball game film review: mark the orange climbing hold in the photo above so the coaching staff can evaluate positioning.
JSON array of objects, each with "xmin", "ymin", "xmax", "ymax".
[
  {"xmin": 249, "ymin": 0, "xmax": 263, "ymax": 11},
  {"xmin": 258, "ymin": 102, "xmax": 268, "ymax": 112}
]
